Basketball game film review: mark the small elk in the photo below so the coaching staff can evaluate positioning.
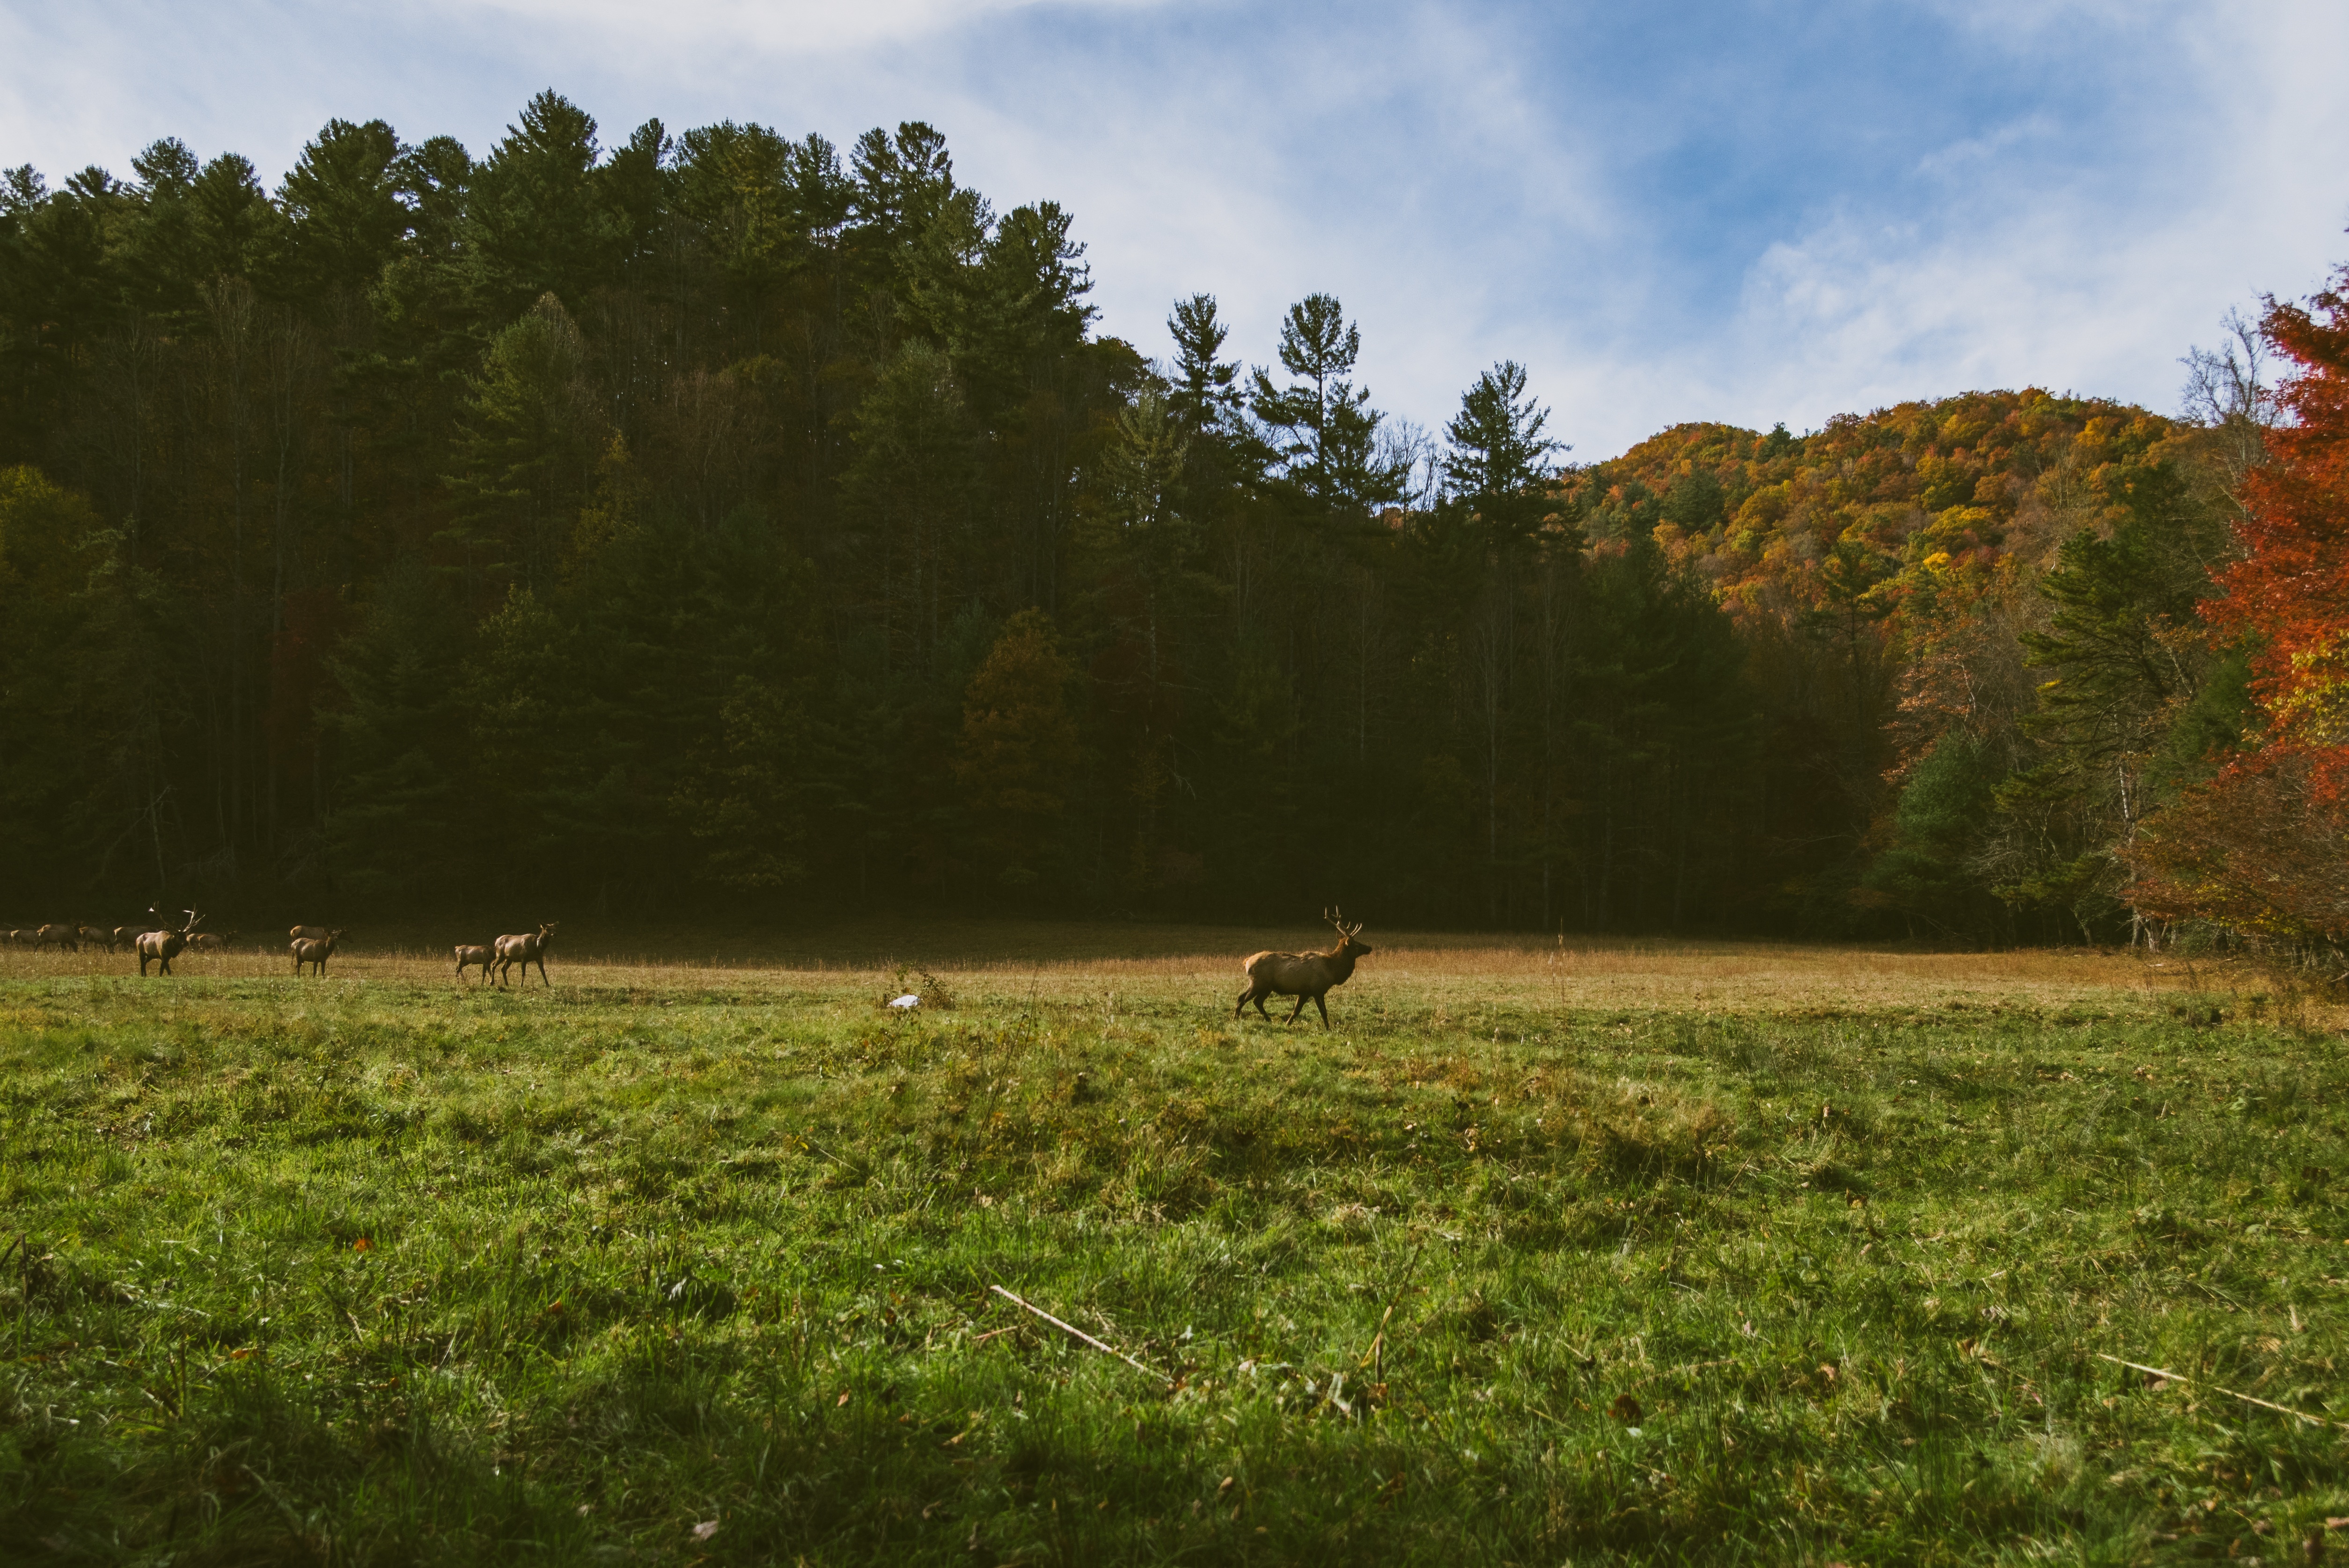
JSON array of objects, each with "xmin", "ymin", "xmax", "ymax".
[
  {"xmin": 186, "ymin": 931, "xmax": 235, "ymax": 952},
  {"xmin": 454, "ymin": 944, "xmax": 496, "ymax": 984},
  {"xmin": 493, "ymin": 922, "xmax": 557, "ymax": 989},
  {"xmin": 1235, "ymin": 908, "xmax": 1374, "ymax": 1029},
  {"xmin": 291, "ymin": 929, "xmax": 347, "ymax": 976},
  {"xmin": 137, "ymin": 911, "xmax": 203, "ymax": 976},
  {"xmin": 33, "ymin": 923, "xmax": 79, "ymax": 953}
]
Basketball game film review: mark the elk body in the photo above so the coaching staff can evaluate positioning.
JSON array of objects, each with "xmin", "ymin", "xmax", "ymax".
[
  {"xmin": 292, "ymin": 929, "xmax": 346, "ymax": 976},
  {"xmin": 454, "ymin": 944, "xmax": 495, "ymax": 984},
  {"xmin": 1235, "ymin": 910, "xmax": 1373, "ymax": 1029},
  {"xmin": 289, "ymin": 923, "xmax": 332, "ymax": 942},
  {"xmin": 33, "ymin": 923, "xmax": 79, "ymax": 952},
  {"xmin": 79, "ymin": 924, "xmax": 117, "ymax": 951},
  {"xmin": 137, "ymin": 911, "xmax": 202, "ymax": 976},
  {"xmin": 494, "ymin": 922, "xmax": 556, "ymax": 989},
  {"xmin": 186, "ymin": 931, "xmax": 234, "ymax": 952}
]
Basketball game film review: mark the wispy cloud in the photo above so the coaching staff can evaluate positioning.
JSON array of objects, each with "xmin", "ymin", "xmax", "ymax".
[{"xmin": 2, "ymin": 0, "xmax": 2343, "ymax": 454}]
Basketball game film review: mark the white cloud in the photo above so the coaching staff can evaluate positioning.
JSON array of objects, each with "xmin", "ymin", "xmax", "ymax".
[{"xmin": 3, "ymin": 0, "xmax": 2344, "ymax": 458}]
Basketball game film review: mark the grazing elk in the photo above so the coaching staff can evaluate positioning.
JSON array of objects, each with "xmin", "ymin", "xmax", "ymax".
[
  {"xmin": 454, "ymin": 944, "xmax": 496, "ymax": 984},
  {"xmin": 33, "ymin": 923, "xmax": 79, "ymax": 952},
  {"xmin": 493, "ymin": 922, "xmax": 557, "ymax": 989},
  {"xmin": 79, "ymin": 924, "xmax": 117, "ymax": 951},
  {"xmin": 187, "ymin": 931, "xmax": 235, "ymax": 952},
  {"xmin": 1235, "ymin": 908, "xmax": 1374, "ymax": 1029},
  {"xmin": 291, "ymin": 929, "xmax": 346, "ymax": 976},
  {"xmin": 137, "ymin": 911, "xmax": 203, "ymax": 976}
]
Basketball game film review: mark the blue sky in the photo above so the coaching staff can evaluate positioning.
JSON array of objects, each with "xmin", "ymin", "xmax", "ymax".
[{"xmin": 5, "ymin": 0, "xmax": 2344, "ymax": 456}]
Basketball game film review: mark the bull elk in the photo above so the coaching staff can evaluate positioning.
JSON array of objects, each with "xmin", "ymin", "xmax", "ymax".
[
  {"xmin": 454, "ymin": 944, "xmax": 495, "ymax": 984},
  {"xmin": 137, "ymin": 911, "xmax": 202, "ymax": 976},
  {"xmin": 494, "ymin": 922, "xmax": 557, "ymax": 989},
  {"xmin": 292, "ymin": 929, "xmax": 347, "ymax": 976},
  {"xmin": 1235, "ymin": 909, "xmax": 1374, "ymax": 1029}
]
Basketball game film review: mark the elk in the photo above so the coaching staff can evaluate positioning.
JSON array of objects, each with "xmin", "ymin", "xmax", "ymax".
[
  {"xmin": 1235, "ymin": 909, "xmax": 1373, "ymax": 1029},
  {"xmin": 79, "ymin": 924, "xmax": 117, "ymax": 951},
  {"xmin": 187, "ymin": 931, "xmax": 235, "ymax": 952},
  {"xmin": 137, "ymin": 911, "xmax": 202, "ymax": 976},
  {"xmin": 454, "ymin": 944, "xmax": 496, "ymax": 984},
  {"xmin": 33, "ymin": 923, "xmax": 79, "ymax": 952},
  {"xmin": 291, "ymin": 929, "xmax": 346, "ymax": 976},
  {"xmin": 289, "ymin": 923, "xmax": 333, "ymax": 942},
  {"xmin": 493, "ymin": 922, "xmax": 557, "ymax": 989}
]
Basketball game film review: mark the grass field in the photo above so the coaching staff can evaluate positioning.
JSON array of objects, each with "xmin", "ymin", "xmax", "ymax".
[{"xmin": 1, "ymin": 925, "xmax": 2344, "ymax": 1565}]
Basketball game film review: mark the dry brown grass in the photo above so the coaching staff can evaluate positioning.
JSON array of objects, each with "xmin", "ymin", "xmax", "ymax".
[{"xmin": 3, "ymin": 919, "xmax": 2324, "ymax": 1019}]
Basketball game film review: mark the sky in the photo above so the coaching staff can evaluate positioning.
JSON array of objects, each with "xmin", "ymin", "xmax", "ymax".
[{"xmin": 4, "ymin": 0, "xmax": 2345, "ymax": 457}]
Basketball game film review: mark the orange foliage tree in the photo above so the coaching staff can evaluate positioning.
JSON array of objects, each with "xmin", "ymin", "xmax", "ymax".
[{"xmin": 2133, "ymin": 266, "xmax": 2349, "ymax": 946}]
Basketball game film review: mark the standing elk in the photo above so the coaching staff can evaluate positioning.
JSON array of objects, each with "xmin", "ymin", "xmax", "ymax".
[
  {"xmin": 289, "ymin": 923, "xmax": 333, "ymax": 942},
  {"xmin": 493, "ymin": 922, "xmax": 557, "ymax": 989},
  {"xmin": 34, "ymin": 923, "xmax": 79, "ymax": 952},
  {"xmin": 454, "ymin": 944, "xmax": 496, "ymax": 984},
  {"xmin": 1235, "ymin": 908, "xmax": 1374, "ymax": 1029},
  {"xmin": 137, "ymin": 911, "xmax": 202, "ymax": 976},
  {"xmin": 291, "ymin": 929, "xmax": 347, "ymax": 976},
  {"xmin": 79, "ymin": 924, "xmax": 117, "ymax": 951}
]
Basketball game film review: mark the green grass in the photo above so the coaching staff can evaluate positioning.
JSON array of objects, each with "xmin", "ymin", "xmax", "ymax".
[{"xmin": 0, "ymin": 953, "xmax": 2344, "ymax": 1565}]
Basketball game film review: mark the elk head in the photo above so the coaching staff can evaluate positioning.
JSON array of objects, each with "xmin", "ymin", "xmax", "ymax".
[{"xmin": 1322, "ymin": 906, "xmax": 1372, "ymax": 955}]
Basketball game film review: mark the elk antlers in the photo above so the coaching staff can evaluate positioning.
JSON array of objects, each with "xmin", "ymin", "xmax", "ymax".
[{"xmin": 1323, "ymin": 906, "xmax": 1364, "ymax": 938}]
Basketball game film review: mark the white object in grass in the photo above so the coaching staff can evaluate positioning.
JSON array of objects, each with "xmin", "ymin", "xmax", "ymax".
[{"xmin": 888, "ymin": 994, "xmax": 920, "ymax": 1009}]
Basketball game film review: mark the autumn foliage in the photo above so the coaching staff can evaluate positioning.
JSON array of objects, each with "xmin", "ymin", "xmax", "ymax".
[{"xmin": 2132, "ymin": 267, "xmax": 2349, "ymax": 945}]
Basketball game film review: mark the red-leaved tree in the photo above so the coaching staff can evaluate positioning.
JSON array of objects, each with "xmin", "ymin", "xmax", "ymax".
[{"xmin": 2132, "ymin": 265, "xmax": 2349, "ymax": 946}]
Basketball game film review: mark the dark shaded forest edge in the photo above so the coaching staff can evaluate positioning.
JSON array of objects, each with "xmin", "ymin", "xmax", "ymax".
[{"xmin": 3, "ymin": 92, "xmax": 2345, "ymax": 956}]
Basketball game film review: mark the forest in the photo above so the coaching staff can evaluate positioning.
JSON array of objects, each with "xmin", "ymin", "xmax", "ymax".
[{"xmin": 2, "ymin": 91, "xmax": 2343, "ymax": 948}]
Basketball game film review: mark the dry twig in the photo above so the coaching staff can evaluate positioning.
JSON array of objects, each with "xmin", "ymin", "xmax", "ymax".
[
  {"xmin": 989, "ymin": 1285, "xmax": 1171, "ymax": 1385},
  {"xmin": 2096, "ymin": 1353, "xmax": 2341, "ymax": 1428}
]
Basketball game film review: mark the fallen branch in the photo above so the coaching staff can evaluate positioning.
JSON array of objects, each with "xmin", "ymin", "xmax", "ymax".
[
  {"xmin": 2096, "ymin": 1353, "xmax": 2341, "ymax": 1428},
  {"xmin": 989, "ymin": 1285, "xmax": 1171, "ymax": 1386}
]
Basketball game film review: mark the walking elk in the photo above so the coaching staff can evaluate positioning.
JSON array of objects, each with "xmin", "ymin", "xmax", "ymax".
[
  {"xmin": 454, "ymin": 944, "xmax": 495, "ymax": 984},
  {"xmin": 1235, "ymin": 909, "xmax": 1373, "ymax": 1029},
  {"xmin": 494, "ymin": 922, "xmax": 557, "ymax": 989},
  {"xmin": 137, "ymin": 911, "xmax": 202, "ymax": 976}
]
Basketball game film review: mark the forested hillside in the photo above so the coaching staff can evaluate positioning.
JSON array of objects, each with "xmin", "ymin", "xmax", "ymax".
[{"xmin": 0, "ymin": 91, "xmax": 2332, "ymax": 944}]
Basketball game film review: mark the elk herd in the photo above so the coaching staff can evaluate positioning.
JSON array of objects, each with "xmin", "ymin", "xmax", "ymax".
[
  {"xmin": 3, "ymin": 913, "xmax": 562, "ymax": 989},
  {"xmin": 7, "ymin": 907, "xmax": 1377, "ymax": 1024}
]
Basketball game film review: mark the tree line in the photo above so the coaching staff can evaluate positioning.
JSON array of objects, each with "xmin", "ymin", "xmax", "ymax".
[{"xmin": 1, "ymin": 91, "xmax": 2336, "ymax": 948}]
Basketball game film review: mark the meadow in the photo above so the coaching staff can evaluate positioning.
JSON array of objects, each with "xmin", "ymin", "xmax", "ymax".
[{"xmin": 0, "ymin": 924, "xmax": 2344, "ymax": 1565}]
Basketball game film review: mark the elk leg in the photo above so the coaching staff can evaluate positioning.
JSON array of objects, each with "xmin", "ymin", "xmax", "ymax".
[
  {"xmin": 1253, "ymin": 992, "xmax": 1274, "ymax": 1019},
  {"xmin": 1284, "ymin": 994, "xmax": 1307, "ymax": 1024},
  {"xmin": 1234, "ymin": 989, "xmax": 1249, "ymax": 1018},
  {"xmin": 1314, "ymin": 994, "xmax": 1330, "ymax": 1029}
]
